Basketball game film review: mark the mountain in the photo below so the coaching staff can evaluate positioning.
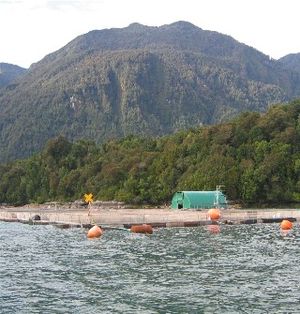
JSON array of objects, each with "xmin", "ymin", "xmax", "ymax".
[
  {"xmin": 279, "ymin": 53, "xmax": 300, "ymax": 73},
  {"xmin": 0, "ymin": 63, "xmax": 26, "ymax": 88},
  {"xmin": 0, "ymin": 21, "xmax": 300, "ymax": 162}
]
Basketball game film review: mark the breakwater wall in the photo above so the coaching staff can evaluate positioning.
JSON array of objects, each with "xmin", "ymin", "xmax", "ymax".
[{"xmin": 0, "ymin": 207, "xmax": 299, "ymax": 228}]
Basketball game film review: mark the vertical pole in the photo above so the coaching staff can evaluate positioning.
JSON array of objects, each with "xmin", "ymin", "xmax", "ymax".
[{"xmin": 88, "ymin": 201, "xmax": 91, "ymax": 216}]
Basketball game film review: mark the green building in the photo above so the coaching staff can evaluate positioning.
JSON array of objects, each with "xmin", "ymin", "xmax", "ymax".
[{"xmin": 171, "ymin": 190, "xmax": 228, "ymax": 210}]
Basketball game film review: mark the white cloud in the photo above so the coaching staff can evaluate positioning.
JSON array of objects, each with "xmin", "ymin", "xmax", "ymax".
[{"xmin": 0, "ymin": 0, "xmax": 300, "ymax": 67}]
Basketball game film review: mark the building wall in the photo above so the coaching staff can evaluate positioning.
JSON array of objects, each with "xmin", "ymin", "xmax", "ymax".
[{"xmin": 171, "ymin": 191, "xmax": 228, "ymax": 210}]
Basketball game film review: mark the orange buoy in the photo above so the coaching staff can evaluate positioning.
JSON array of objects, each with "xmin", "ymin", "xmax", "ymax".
[
  {"xmin": 208, "ymin": 208, "xmax": 221, "ymax": 221},
  {"xmin": 130, "ymin": 224, "xmax": 153, "ymax": 234},
  {"xmin": 280, "ymin": 219, "xmax": 293, "ymax": 230},
  {"xmin": 87, "ymin": 225, "xmax": 103, "ymax": 238}
]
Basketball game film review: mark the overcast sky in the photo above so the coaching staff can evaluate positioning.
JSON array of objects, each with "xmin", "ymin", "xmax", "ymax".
[{"xmin": 1, "ymin": 0, "xmax": 300, "ymax": 68}]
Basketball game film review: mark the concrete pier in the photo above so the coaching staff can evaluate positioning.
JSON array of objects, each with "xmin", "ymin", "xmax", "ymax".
[{"xmin": 0, "ymin": 207, "xmax": 299, "ymax": 228}]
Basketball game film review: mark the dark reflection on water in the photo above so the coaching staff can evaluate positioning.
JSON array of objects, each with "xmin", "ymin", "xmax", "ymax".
[{"xmin": 1, "ymin": 222, "xmax": 300, "ymax": 313}]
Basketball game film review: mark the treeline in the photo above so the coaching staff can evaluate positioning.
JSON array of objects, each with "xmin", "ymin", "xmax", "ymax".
[{"xmin": 1, "ymin": 100, "xmax": 300, "ymax": 206}]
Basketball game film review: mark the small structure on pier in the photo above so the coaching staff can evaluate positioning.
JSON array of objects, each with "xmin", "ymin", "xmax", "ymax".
[{"xmin": 171, "ymin": 190, "xmax": 228, "ymax": 210}]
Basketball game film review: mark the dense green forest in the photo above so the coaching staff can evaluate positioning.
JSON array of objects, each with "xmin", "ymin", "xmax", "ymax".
[{"xmin": 0, "ymin": 100, "xmax": 300, "ymax": 207}]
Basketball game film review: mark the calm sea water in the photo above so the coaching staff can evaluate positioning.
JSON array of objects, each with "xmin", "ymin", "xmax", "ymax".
[{"xmin": 1, "ymin": 221, "xmax": 300, "ymax": 314}]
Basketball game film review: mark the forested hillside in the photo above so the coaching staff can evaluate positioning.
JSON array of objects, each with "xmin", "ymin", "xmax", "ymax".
[
  {"xmin": 0, "ymin": 63, "xmax": 26, "ymax": 88},
  {"xmin": 1, "ymin": 100, "xmax": 299, "ymax": 206},
  {"xmin": 0, "ymin": 21, "xmax": 300, "ymax": 162},
  {"xmin": 279, "ymin": 53, "xmax": 300, "ymax": 73}
]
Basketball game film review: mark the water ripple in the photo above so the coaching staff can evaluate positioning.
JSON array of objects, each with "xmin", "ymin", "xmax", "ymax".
[{"xmin": 1, "ymin": 222, "xmax": 300, "ymax": 313}]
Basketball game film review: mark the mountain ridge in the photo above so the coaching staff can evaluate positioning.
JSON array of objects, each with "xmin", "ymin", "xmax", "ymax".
[
  {"xmin": 279, "ymin": 53, "xmax": 300, "ymax": 73},
  {"xmin": 0, "ymin": 21, "xmax": 300, "ymax": 162},
  {"xmin": 0, "ymin": 63, "xmax": 26, "ymax": 88}
]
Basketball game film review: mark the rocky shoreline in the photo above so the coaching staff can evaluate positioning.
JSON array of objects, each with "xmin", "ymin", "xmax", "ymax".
[{"xmin": 0, "ymin": 200, "xmax": 128, "ymax": 211}]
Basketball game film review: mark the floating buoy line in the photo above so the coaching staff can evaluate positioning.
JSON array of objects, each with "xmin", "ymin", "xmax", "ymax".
[
  {"xmin": 86, "ymin": 212, "xmax": 297, "ymax": 238},
  {"xmin": 4, "ymin": 197, "xmax": 297, "ymax": 238},
  {"xmin": 87, "ymin": 223, "xmax": 154, "ymax": 238}
]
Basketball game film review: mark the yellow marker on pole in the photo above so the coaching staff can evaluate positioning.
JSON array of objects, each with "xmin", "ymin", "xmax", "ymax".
[
  {"xmin": 84, "ymin": 193, "xmax": 93, "ymax": 204},
  {"xmin": 84, "ymin": 193, "xmax": 94, "ymax": 217}
]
